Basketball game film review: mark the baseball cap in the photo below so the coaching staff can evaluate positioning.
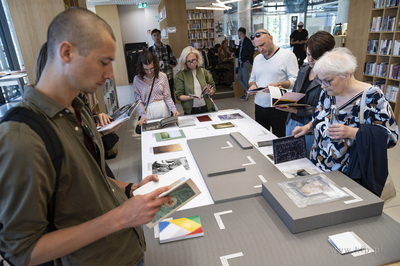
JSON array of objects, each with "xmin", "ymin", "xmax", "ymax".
[{"xmin": 298, "ymin": 21, "xmax": 304, "ymax": 26}]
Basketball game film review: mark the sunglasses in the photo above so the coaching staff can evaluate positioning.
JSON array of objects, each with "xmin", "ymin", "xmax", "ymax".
[
  {"xmin": 186, "ymin": 58, "xmax": 198, "ymax": 65},
  {"xmin": 315, "ymin": 75, "xmax": 333, "ymax": 87},
  {"xmin": 250, "ymin": 31, "xmax": 270, "ymax": 40}
]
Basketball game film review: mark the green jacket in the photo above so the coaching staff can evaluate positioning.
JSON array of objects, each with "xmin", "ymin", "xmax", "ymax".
[{"xmin": 174, "ymin": 67, "xmax": 216, "ymax": 114}]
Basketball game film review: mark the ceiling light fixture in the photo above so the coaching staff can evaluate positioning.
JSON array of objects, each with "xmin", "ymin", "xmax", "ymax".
[{"xmin": 196, "ymin": 0, "xmax": 240, "ymax": 11}]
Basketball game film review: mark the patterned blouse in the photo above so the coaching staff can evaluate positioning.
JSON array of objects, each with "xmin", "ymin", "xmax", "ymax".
[
  {"xmin": 310, "ymin": 87, "xmax": 398, "ymax": 173},
  {"xmin": 133, "ymin": 72, "xmax": 177, "ymax": 119}
]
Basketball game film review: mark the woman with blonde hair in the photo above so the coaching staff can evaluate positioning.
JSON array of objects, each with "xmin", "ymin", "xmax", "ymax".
[{"xmin": 175, "ymin": 46, "xmax": 216, "ymax": 114}]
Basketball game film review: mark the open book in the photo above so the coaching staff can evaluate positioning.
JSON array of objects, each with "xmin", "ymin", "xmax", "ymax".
[
  {"xmin": 142, "ymin": 116, "xmax": 178, "ymax": 132},
  {"xmin": 97, "ymin": 100, "xmax": 139, "ymax": 132},
  {"xmin": 133, "ymin": 165, "xmax": 201, "ymax": 228},
  {"xmin": 269, "ymin": 86, "xmax": 309, "ymax": 107}
]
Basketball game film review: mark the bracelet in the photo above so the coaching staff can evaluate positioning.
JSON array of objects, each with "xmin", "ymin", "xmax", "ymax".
[{"xmin": 125, "ymin": 183, "xmax": 134, "ymax": 198}]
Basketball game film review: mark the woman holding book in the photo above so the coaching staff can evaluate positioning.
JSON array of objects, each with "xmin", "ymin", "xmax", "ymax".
[
  {"xmin": 276, "ymin": 31, "xmax": 335, "ymax": 154},
  {"xmin": 175, "ymin": 46, "xmax": 216, "ymax": 115},
  {"xmin": 292, "ymin": 47, "xmax": 398, "ymax": 197},
  {"xmin": 134, "ymin": 50, "xmax": 179, "ymax": 126}
]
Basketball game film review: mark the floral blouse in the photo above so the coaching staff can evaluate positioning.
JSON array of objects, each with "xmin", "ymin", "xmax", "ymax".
[{"xmin": 310, "ymin": 87, "xmax": 398, "ymax": 173}]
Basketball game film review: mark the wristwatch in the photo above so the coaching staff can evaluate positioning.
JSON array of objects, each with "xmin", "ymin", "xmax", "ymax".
[{"xmin": 125, "ymin": 183, "xmax": 134, "ymax": 198}]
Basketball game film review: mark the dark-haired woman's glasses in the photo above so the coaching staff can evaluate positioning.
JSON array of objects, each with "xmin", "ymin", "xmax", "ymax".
[
  {"xmin": 186, "ymin": 59, "xmax": 198, "ymax": 65},
  {"xmin": 250, "ymin": 32, "xmax": 270, "ymax": 40}
]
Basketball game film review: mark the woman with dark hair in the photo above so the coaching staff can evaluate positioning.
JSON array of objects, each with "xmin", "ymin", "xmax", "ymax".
[
  {"xmin": 134, "ymin": 50, "xmax": 179, "ymax": 126},
  {"xmin": 277, "ymin": 31, "xmax": 335, "ymax": 154},
  {"xmin": 218, "ymin": 40, "xmax": 234, "ymax": 86}
]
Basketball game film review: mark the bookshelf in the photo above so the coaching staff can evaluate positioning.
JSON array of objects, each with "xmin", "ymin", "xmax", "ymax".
[
  {"xmin": 363, "ymin": 0, "xmax": 400, "ymax": 119},
  {"xmin": 186, "ymin": 9, "xmax": 215, "ymax": 49}
]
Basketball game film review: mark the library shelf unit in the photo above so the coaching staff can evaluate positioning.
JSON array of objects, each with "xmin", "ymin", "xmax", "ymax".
[
  {"xmin": 186, "ymin": 9, "xmax": 215, "ymax": 49},
  {"xmin": 363, "ymin": 0, "xmax": 400, "ymax": 119},
  {"xmin": 84, "ymin": 79, "xmax": 119, "ymax": 115}
]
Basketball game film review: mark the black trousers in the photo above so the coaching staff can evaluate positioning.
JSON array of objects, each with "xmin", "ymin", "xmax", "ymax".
[
  {"xmin": 255, "ymin": 104, "xmax": 287, "ymax": 138},
  {"xmin": 187, "ymin": 105, "xmax": 208, "ymax": 115}
]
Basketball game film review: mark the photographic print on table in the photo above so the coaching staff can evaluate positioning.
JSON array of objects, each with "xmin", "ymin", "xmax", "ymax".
[
  {"xmin": 218, "ymin": 113, "xmax": 244, "ymax": 121},
  {"xmin": 196, "ymin": 115, "xmax": 212, "ymax": 122},
  {"xmin": 153, "ymin": 143, "xmax": 183, "ymax": 154},
  {"xmin": 155, "ymin": 129, "xmax": 186, "ymax": 142},
  {"xmin": 152, "ymin": 157, "xmax": 190, "ymax": 175},
  {"xmin": 277, "ymin": 175, "xmax": 350, "ymax": 208},
  {"xmin": 212, "ymin": 122, "xmax": 235, "ymax": 129},
  {"xmin": 272, "ymin": 136, "xmax": 306, "ymax": 164}
]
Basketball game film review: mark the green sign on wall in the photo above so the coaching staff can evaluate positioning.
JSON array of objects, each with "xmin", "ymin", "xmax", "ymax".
[{"xmin": 138, "ymin": 2, "xmax": 148, "ymax": 8}]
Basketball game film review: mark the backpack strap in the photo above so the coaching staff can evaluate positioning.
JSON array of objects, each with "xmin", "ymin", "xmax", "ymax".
[{"xmin": 1, "ymin": 107, "xmax": 63, "ymax": 232}]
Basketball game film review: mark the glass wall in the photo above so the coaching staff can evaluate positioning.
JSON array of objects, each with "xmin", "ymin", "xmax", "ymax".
[{"xmin": 224, "ymin": 0, "xmax": 338, "ymax": 49}]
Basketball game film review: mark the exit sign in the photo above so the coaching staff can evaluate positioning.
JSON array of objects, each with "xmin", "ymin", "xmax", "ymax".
[{"xmin": 138, "ymin": 2, "xmax": 147, "ymax": 8}]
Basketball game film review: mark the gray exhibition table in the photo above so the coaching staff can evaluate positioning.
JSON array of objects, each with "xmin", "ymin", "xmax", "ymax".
[
  {"xmin": 140, "ymin": 109, "xmax": 400, "ymax": 265},
  {"xmin": 144, "ymin": 196, "xmax": 400, "ymax": 266}
]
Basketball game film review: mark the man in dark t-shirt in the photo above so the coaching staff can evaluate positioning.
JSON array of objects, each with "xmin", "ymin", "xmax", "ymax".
[{"xmin": 290, "ymin": 21, "xmax": 308, "ymax": 67}]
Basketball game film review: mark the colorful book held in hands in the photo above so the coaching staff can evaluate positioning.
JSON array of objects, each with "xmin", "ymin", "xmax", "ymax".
[{"xmin": 159, "ymin": 215, "xmax": 204, "ymax": 244}]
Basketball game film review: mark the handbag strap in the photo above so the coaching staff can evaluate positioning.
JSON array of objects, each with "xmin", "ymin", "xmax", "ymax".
[
  {"xmin": 144, "ymin": 76, "xmax": 156, "ymax": 111},
  {"xmin": 359, "ymin": 87, "xmax": 370, "ymax": 125}
]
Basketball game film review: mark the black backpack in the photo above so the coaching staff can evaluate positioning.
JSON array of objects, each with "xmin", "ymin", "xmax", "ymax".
[{"xmin": 0, "ymin": 107, "xmax": 63, "ymax": 266}]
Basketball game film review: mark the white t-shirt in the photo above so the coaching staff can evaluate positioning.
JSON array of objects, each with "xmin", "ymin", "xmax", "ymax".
[{"xmin": 249, "ymin": 48, "xmax": 298, "ymax": 108}]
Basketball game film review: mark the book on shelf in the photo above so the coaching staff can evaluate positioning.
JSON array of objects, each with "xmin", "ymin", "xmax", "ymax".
[
  {"xmin": 158, "ymin": 215, "xmax": 204, "ymax": 244},
  {"xmin": 379, "ymin": 39, "xmax": 392, "ymax": 55},
  {"xmin": 367, "ymin": 39, "xmax": 379, "ymax": 54},
  {"xmin": 133, "ymin": 165, "xmax": 201, "ymax": 228},
  {"xmin": 97, "ymin": 100, "xmax": 139, "ymax": 132},
  {"xmin": 373, "ymin": 0, "xmax": 385, "ymax": 8},
  {"xmin": 142, "ymin": 116, "xmax": 178, "ymax": 132},
  {"xmin": 386, "ymin": 0, "xmax": 399, "ymax": 7},
  {"xmin": 393, "ymin": 40, "xmax": 400, "ymax": 56},
  {"xmin": 364, "ymin": 61, "xmax": 377, "ymax": 76},
  {"xmin": 382, "ymin": 16, "xmax": 396, "ymax": 31},
  {"xmin": 370, "ymin": 16, "xmax": 382, "ymax": 32},
  {"xmin": 389, "ymin": 64, "xmax": 400, "ymax": 79},
  {"xmin": 376, "ymin": 62, "xmax": 389, "ymax": 78}
]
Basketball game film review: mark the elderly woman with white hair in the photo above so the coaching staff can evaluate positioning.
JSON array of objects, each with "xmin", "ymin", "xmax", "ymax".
[
  {"xmin": 293, "ymin": 47, "xmax": 398, "ymax": 196},
  {"xmin": 175, "ymin": 46, "xmax": 216, "ymax": 114}
]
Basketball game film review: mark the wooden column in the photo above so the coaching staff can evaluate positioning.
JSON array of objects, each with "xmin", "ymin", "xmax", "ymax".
[
  {"xmin": 158, "ymin": 0, "xmax": 188, "ymax": 59},
  {"xmin": 95, "ymin": 5, "xmax": 129, "ymax": 87},
  {"xmin": 7, "ymin": 0, "xmax": 65, "ymax": 84}
]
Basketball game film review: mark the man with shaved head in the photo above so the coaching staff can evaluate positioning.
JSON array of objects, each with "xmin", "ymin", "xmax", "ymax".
[
  {"xmin": 248, "ymin": 29, "xmax": 298, "ymax": 137},
  {"xmin": 0, "ymin": 8, "xmax": 169, "ymax": 266}
]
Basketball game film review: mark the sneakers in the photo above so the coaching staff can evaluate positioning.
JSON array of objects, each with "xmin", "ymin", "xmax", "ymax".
[{"xmin": 238, "ymin": 94, "xmax": 248, "ymax": 101}]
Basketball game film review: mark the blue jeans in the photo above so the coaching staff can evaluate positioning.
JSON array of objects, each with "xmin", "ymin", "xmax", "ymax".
[
  {"xmin": 236, "ymin": 61, "xmax": 252, "ymax": 95},
  {"xmin": 286, "ymin": 118, "xmax": 314, "ymax": 157}
]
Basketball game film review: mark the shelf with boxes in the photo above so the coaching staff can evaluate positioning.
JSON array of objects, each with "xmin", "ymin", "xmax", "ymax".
[
  {"xmin": 363, "ymin": 0, "xmax": 400, "ymax": 118},
  {"xmin": 186, "ymin": 9, "xmax": 215, "ymax": 49}
]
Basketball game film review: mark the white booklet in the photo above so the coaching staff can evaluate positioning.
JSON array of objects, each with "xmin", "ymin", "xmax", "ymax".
[
  {"xmin": 133, "ymin": 165, "xmax": 201, "ymax": 228},
  {"xmin": 328, "ymin": 231, "xmax": 365, "ymax": 254},
  {"xmin": 97, "ymin": 100, "xmax": 139, "ymax": 132}
]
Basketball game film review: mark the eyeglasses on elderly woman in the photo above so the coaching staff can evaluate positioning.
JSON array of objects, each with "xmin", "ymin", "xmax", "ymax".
[
  {"xmin": 315, "ymin": 75, "xmax": 334, "ymax": 87},
  {"xmin": 186, "ymin": 58, "xmax": 198, "ymax": 65},
  {"xmin": 250, "ymin": 31, "xmax": 270, "ymax": 40}
]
